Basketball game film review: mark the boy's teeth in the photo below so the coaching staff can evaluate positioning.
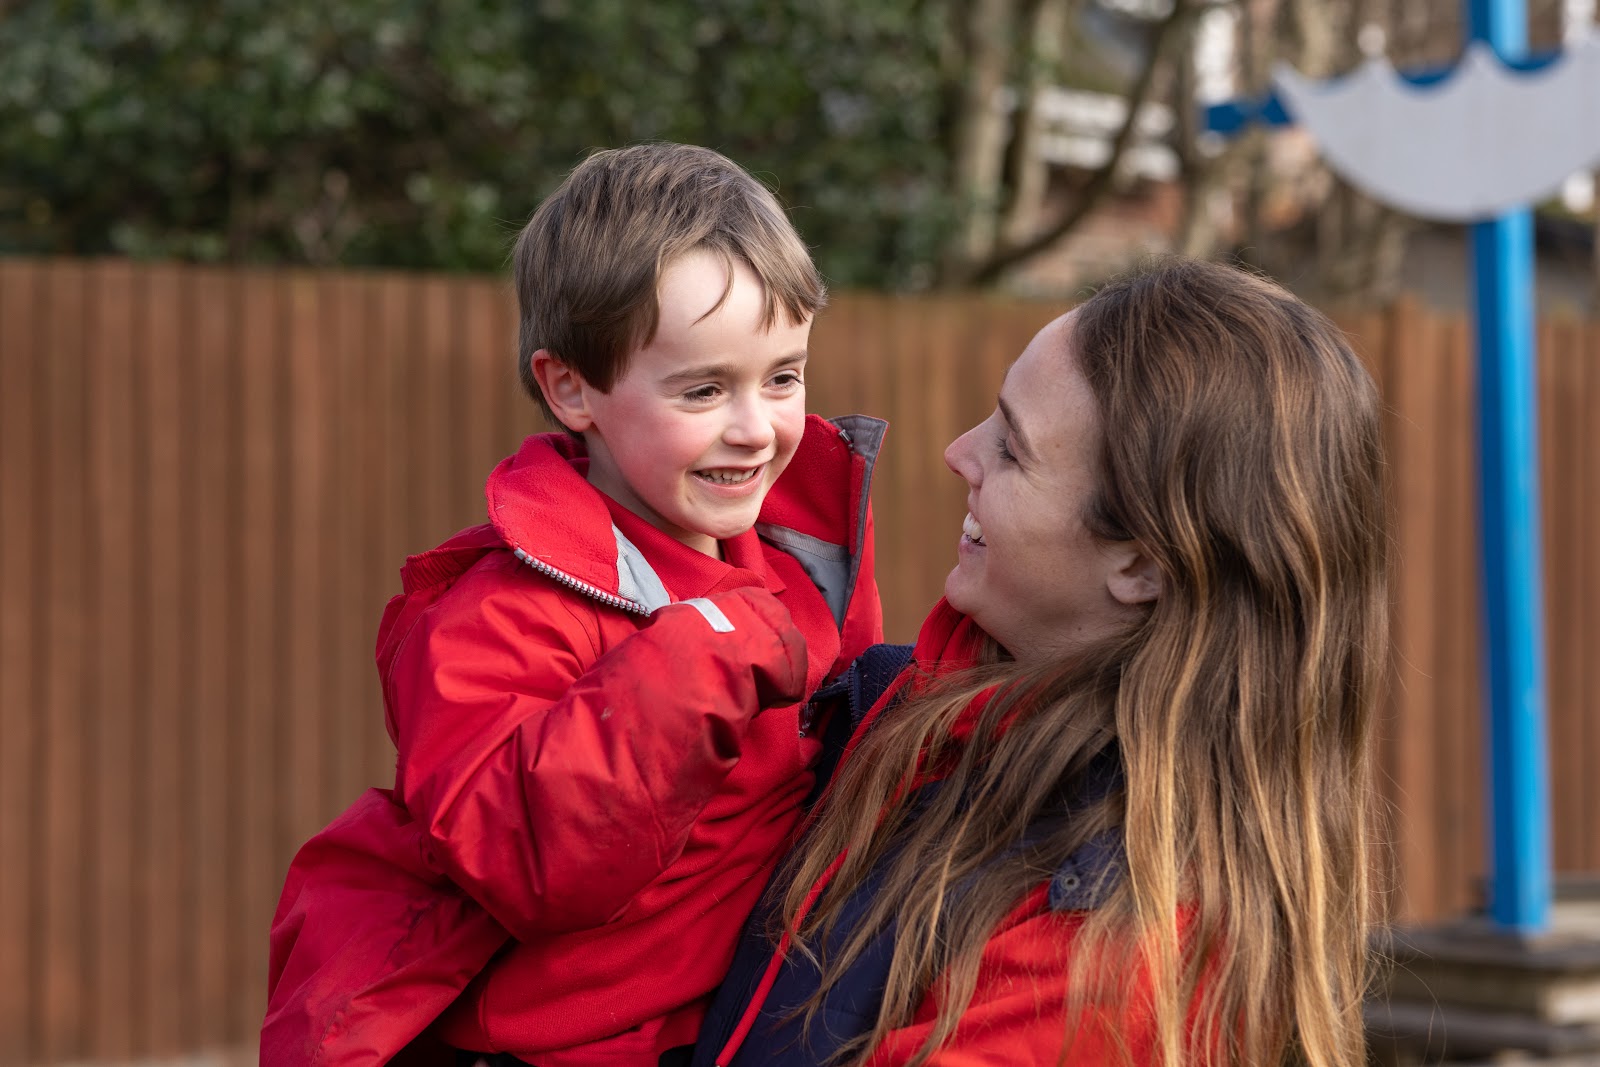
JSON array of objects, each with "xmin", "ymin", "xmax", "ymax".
[
  {"xmin": 698, "ymin": 467, "xmax": 758, "ymax": 485},
  {"xmin": 963, "ymin": 513, "xmax": 984, "ymax": 543}
]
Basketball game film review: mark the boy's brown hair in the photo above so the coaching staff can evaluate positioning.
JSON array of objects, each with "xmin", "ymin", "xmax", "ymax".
[{"xmin": 513, "ymin": 143, "xmax": 827, "ymax": 424}]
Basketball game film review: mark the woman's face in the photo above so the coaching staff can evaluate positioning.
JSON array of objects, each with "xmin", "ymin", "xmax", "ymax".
[{"xmin": 943, "ymin": 311, "xmax": 1152, "ymax": 662}]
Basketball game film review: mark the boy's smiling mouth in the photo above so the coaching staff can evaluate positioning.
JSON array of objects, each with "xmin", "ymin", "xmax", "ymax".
[{"xmin": 694, "ymin": 465, "xmax": 762, "ymax": 486}]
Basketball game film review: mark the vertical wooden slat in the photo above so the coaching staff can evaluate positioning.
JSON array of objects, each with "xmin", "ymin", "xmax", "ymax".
[
  {"xmin": 139, "ymin": 262, "xmax": 187, "ymax": 1056},
  {"xmin": 498, "ymin": 279, "xmax": 531, "ymax": 462},
  {"xmin": 1385, "ymin": 298, "xmax": 1447, "ymax": 921},
  {"xmin": 235, "ymin": 271, "xmax": 286, "ymax": 1036},
  {"xmin": 920, "ymin": 299, "xmax": 967, "ymax": 620},
  {"xmin": 324, "ymin": 274, "xmax": 376, "ymax": 811},
  {"xmin": 1455, "ymin": 313, "xmax": 1488, "ymax": 917},
  {"xmin": 867, "ymin": 296, "xmax": 909, "ymax": 638},
  {"xmin": 453, "ymin": 279, "xmax": 494, "ymax": 525},
  {"xmin": 286, "ymin": 273, "xmax": 330, "ymax": 848},
  {"xmin": 976, "ymin": 299, "xmax": 1016, "ymax": 407},
  {"xmin": 87, "ymin": 260, "xmax": 139, "ymax": 1059},
  {"xmin": 188, "ymin": 267, "xmax": 234, "ymax": 1049},
  {"xmin": 37, "ymin": 260, "xmax": 90, "ymax": 1062},
  {"xmin": 372, "ymin": 274, "xmax": 414, "ymax": 784},
  {"xmin": 890, "ymin": 295, "xmax": 928, "ymax": 639},
  {"xmin": 0, "ymin": 260, "xmax": 40, "ymax": 1064},
  {"xmin": 500, "ymin": 283, "xmax": 530, "ymax": 466},
  {"xmin": 1433, "ymin": 308, "xmax": 1471, "ymax": 921},
  {"xmin": 1583, "ymin": 322, "xmax": 1600, "ymax": 872},
  {"xmin": 416, "ymin": 277, "xmax": 456, "ymax": 545},
  {"xmin": 1543, "ymin": 318, "xmax": 1583, "ymax": 872},
  {"xmin": 1430, "ymin": 317, "xmax": 1480, "ymax": 919},
  {"xmin": 813, "ymin": 290, "xmax": 864, "ymax": 417},
  {"xmin": 448, "ymin": 279, "xmax": 483, "ymax": 524}
]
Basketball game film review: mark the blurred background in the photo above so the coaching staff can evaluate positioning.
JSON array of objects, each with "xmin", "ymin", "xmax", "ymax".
[{"xmin": 0, "ymin": 0, "xmax": 1596, "ymax": 1064}]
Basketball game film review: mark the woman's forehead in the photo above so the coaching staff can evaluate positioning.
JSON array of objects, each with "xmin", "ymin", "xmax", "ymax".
[{"xmin": 1004, "ymin": 312, "xmax": 1081, "ymax": 397}]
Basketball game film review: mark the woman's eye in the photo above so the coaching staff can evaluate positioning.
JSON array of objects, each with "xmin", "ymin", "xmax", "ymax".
[{"xmin": 996, "ymin": 433, "xmax": 1016, "ymax": 462}]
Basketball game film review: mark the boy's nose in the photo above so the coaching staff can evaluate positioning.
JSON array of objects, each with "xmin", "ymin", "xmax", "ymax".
[{"xmin": 723, "ymin": 395, "xmax": 777, "ymax": 451}]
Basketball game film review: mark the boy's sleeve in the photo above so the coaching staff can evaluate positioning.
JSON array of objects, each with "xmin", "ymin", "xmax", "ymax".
[{"xmin": 384, "ymin": 574, "xmax": 807, "ymax": 941}]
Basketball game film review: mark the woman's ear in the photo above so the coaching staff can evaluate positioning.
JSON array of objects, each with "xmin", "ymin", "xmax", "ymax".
[
  {"xmin": 1107, "ymin": 543, "xmax": 1163, "ymax": 606},
  {"xmin": 530, "ymin": 349, "xmax": 594, "ymax": 433}
]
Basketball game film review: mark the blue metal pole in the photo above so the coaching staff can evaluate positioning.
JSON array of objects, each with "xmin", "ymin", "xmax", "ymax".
[{"xmin": 1466, "ymin": 0, "xmax": 1551, "ymax": 934}]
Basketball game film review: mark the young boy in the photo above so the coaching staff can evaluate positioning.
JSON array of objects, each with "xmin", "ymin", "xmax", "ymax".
[{"xmin": 262, "ymin": 144, "xmax": 884, "ymax": 1066}]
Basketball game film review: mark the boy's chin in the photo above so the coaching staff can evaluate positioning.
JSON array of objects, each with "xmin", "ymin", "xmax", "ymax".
[
  {"xmin": 687, "ymin": 504, "xmax": 769, "ymax": 544},
  {"xmin": 691, "ymin": 516, "xmax": 761, "ymax": 544}
]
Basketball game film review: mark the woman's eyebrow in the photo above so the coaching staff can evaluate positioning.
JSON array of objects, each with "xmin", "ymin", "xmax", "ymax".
[{"xmin": 997, "ymin": 395, "xmax": 1034, "ymax": 458}]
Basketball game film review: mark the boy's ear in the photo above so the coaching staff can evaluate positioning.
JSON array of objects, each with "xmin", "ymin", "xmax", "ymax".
[
  {"xmin": 1106, "ymin": 542, "xmax": 1163, "ymax": 607},
  {"xmin": 531, "ymin": 349, "xmax": 595, "ymax": 433}
]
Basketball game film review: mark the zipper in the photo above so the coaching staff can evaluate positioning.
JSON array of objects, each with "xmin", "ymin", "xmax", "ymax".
[{"xmin": 512, "ymin": 547, "xmax": 650, "ymax": 616}]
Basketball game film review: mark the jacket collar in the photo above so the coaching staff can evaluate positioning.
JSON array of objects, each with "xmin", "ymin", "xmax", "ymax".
[{"xmin": 469, "ymin": 414, "xmax": 883, "ymax": 615}]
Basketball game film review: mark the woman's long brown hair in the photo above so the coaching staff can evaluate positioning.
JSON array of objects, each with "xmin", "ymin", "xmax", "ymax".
[{"xmin": 780, "ymin": 259, "xmax": 1390, "ymax": 1067}]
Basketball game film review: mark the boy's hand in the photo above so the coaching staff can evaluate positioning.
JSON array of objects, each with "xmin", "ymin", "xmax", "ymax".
[
  {"xmin": 654, "ymin": 587, "xmax": 808, "ymax": 711},
  {"xmin": 390, "ymin": 579, "xmax": 816, "ymax": 936}
]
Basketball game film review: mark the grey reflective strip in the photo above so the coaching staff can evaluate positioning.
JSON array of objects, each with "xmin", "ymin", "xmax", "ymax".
[
  {"xmin": 756, "ymin": 523, "xmax": 848, "ymax": 563},
  {"xmin": 756, "ymin": 523, "xmax": 850, "ymax": 628},
  {"xmin": 613, "ymin": 525, "xmax": 673, "ymax": 612},
  {"xmin": 826, "ymin": 414, "xmax": 887, "ymax": 627},
  {"xmin": 681, "ymin": 597, "xmax": 736, "ymax": 633}
]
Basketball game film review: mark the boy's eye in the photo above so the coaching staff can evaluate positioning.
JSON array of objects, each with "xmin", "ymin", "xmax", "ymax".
[
  {"xmin": 683, "ymin": 384, "xmax": 722, "ymax": 402},
  {"xmin": 771, "ymin": 370, "xmax": 803, "ymax": 389}
]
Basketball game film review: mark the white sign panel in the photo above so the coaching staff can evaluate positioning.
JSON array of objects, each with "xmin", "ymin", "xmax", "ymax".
[{"xmin": 1273, "ymin": 35, "xmax": 1600, "ymax": 221}]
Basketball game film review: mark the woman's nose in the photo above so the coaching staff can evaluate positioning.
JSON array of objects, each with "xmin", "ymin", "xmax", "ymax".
[{"xmin": 945, "ymin": 427, "xmax": 979, "ymax": 484}]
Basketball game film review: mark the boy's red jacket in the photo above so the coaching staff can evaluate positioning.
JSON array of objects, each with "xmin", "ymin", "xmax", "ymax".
[{"xmin": 262, "ymin": 414, "xmax": 884, "ymax": 1067}]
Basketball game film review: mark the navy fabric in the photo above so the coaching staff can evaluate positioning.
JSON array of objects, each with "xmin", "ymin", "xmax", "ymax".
[
  {"xmin": 690, "ymin": 645, "xmax": 1126, "ymax": 1067},
  {"xmin": 801, "ymin": 643, "xmax": 914, "ymax": 809},
  {"xmin": 455, "ymin": 1046, "xmax": 691, "ymax": 1066}
]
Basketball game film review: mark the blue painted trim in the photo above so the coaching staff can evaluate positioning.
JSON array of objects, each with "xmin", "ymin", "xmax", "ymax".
[
  {"xmin": 1201, "ymin": 47, "xmax": 1560, "ymax": 136},
  {"xmin": 1468, "ymin": 0, "xmax": 1551, "ymax": 935},
  {"xmin": 1202, "ymin": 95, "xmax": 1293, "ymax": 135}
]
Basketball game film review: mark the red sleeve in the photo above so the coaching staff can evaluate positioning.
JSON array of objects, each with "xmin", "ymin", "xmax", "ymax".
[
  {"xmin": 384, "ymin": 572, "xmax": 807, "ymax": 941},
  {"xmin": 863, "ymin": 890, "xmax": 1158, "ymax": 1067}
]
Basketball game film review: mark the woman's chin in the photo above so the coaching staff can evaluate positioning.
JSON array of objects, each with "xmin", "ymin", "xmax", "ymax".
[{"xmin": 943, "ymin": 566, "xmax": 975, "ymax": 616}]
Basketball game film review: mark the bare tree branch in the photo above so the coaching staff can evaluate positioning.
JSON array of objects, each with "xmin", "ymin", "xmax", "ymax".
[
  {"xmin": 943, "ymin": 0, "xmax": 1021, "ymax": 278},
  {"xmin": 960, "ymin": 0, "xmax": 1195, "ymax": 287},
  {"xmin": 1000, "ymin": 0, "xmax": 1078, "ymax": 244}
]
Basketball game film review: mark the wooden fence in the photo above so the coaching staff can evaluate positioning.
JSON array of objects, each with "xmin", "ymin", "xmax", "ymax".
[{"xmin": 0, "ymin": 258, "xmax": 1594, "ymax": 1064}]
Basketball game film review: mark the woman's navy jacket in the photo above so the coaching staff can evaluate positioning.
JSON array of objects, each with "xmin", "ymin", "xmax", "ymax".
[{"xmin": 690, "ymin": 644, "xmax": 1125, "ymax": 1067}]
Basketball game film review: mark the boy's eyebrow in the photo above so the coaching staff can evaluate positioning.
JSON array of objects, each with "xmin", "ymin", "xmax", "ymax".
[
  {"xmin": 659, "ymin": 351, "xmax": 808, "ymax": 387},
  {"xmin": 997, "ymin": 395, "xmax": 1034, "ymax": 459}
]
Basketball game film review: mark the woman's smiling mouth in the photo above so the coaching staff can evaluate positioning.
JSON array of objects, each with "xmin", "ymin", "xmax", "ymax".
[{"xmin": 962, "ymin": 512, "xmax": 986, "ymax": 546}]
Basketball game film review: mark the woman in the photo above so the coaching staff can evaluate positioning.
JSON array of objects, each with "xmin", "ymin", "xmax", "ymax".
[{"xmin": 692, "ymin": 259, "xmax": 1389, "ymax": 1067}]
